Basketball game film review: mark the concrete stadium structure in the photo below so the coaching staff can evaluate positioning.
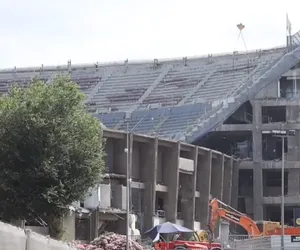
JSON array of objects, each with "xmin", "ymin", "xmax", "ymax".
[
  {"xmin": 96, "ymin": 129, "xmax": 238, "ymax": 235},
  {"xmin": 3, "ymin": 31, "xmax": 300, "ymax": 238}
]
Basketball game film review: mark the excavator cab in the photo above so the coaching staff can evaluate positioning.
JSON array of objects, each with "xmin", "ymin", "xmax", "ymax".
[{"xmin": 256, "ymin": 220, "xmax": 281, "ymax": 235}]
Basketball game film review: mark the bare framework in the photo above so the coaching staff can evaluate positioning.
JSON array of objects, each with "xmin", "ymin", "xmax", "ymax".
[{"xmin": 102, "ymin": 128, "xmax": 239, "ymax": 232}]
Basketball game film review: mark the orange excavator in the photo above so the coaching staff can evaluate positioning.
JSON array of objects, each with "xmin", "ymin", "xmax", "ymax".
[{"xmin": 207, "ymin": 198, "xmax": 300, "ymax": 239}]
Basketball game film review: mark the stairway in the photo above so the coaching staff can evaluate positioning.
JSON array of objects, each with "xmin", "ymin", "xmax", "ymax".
[{"xmin": 183, "ymin": 45, "xmax": 300, "ymax": 143}]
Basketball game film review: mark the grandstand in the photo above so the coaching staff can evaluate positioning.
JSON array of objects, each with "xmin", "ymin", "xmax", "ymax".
[
  {"xmin": 0, "ymin": 45, "xmax": 290, "ymax": 143},
  {"xmin": 5, "ymin": 30, "xmax": 300, "ymax": 141},
  {"xmin": 3, "ymin": 30, "xmax": 300, "ymax": 227}
]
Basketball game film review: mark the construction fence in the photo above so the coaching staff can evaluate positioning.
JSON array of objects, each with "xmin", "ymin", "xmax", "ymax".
[
  {"xmin": 229, "ymin": 235, "xmax": 300, "ymax": 250},
  {"xmin": 0, "ymin": 221, "xmax": 77, "ymax": 250}
]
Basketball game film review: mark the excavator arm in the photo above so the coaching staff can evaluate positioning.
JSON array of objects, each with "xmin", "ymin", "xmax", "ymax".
[{"xmin": 208, "ymin": 198, "xmax": 261, "ymax": 238}]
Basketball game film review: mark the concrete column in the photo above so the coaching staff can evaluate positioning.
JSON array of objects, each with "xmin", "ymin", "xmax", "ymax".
[
  {"xmin": 219, "ymin": 221, "xmax": 230, "ymax": 248},
  {"xmin": 89, "ymin": 209, "xmax": 99, "ymax": 240},
  {"xmin": 286, "ymin": 105, "xmax": 300, "ymax": 161},
  {"xmin": 252, "ymin": 101, "xmax": 262, "ymax": 162},
  {"xmin": 253, "ymin": 162, "xmax": 263, "ymax": 220},
  {"xmin": 252, "ymin": 130, "xmax": 262, "ymax": 162},
  {"xmin": 211, "ymin": 154, "xmax": 224, "ymax": 201},
  {"xmin": 181, "ymin": 147, "xmax": 198, "ymax": 229},
  {"xmin": 288, "ymin": 168, "xmax": 300, "ymax": 196},
  {"xmin": 164, "ymin": 142, "xmax": 180, "ymax": 222},
  {"xmin": 252, "ymin": 102, "xmax": 263, "ymax": 220},
  {"xmin": 197, "ymin": 150, "xmax": 212, "ymax": 228},
  {"xmin": 141, "ymin": 138, "xmax": 158, "ymax": 231},
  {"xmin": 63, "ymin": 211, "xmax": 75, "ymax": 241},
  {"xmin": 223, "ymin": 157, "xmax": 233, "ymax": 205},
  {"xmin": 230, "ymin": 160, "xmax": 239, "ymax": 209}
]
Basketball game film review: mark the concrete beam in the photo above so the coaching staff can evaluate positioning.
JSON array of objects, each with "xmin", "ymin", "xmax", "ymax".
[
  {"xmin": 197, "ymin": 150, "xmax": 212, "ymax": 229},
  {"xmin": 141, "ymin": 138, "xmax": 158, "ymax": 231},
  {"xmin": 262, "ymin": 196, "xmax": 300, "ymax": 205},
  {"xmin": 223, "ymin": 157, "xmax": 233, "ymax": 205},
  {"xmin": 261, "ymin": 123, "xmax": 300, "ymax": 130},
  {"xmin": 164, "ymin": 142, "xmax": 180, "ymax": 222},
  {"xmin": 211, "ymin": 154, "xmax": 224, "ymax": 201},
  {"xmin": 240, "ymin": 160, "xmax": 300, "ymax": 169},
  {"xmin": 254, "ymin": 98, "xmax": 300, "ymax": 106},
  {"xmin": 216, "ymin": 124, "xmax": 252, "ymax": 131}
]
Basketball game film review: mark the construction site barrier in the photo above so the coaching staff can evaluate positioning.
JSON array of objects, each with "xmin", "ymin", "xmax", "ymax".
[{"xmin": 0, "ymin": 221, "xmax": 75, "ymax": 250}]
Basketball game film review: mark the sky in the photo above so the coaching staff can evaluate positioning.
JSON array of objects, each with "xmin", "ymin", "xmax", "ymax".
[{"xmin": 0, "ymin": 0, "xmax": 300, "ymax": 69}]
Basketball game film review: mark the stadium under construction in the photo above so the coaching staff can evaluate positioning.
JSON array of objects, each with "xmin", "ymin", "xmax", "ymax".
[{"xmin": 2, "ymin": 30, "xmax": 300, "ymax": 240}]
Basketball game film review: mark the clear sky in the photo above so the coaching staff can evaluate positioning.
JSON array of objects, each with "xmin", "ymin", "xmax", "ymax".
[{"xmin": 0, "ymin": 0, "xmax": 300, "ymax": 69}]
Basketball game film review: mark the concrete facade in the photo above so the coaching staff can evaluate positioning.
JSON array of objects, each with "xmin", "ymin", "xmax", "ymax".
[
  {"xmin": 212, "ymin": 67, "xmax": 300, "ymax": 223},
  {"xmin": 84, "ymin": 128, "xmax": 238, "ymax": 237}
]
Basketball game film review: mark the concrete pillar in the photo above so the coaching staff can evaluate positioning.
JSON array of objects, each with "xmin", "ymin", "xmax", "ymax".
[
  {"xmin": 211, "ymin": 154, "xmax": 224, "ymax": 201},
  {"xmin": 219, "ymin": 221, "xmax": 230, "ymax": 248},
  {"xmin": 63, "ymin": 211, "xmax": 75, "ymax": 241},
  {"xmin": 231, "ymin": 160, "xmax": 239, "ymax": 209},
  {"xmin": 252, "ymin": 101, "xmax": 262, "ymax": 162},
  {"xmin": 89, "ymin": 209, "xmax": 99, "ymax": 240},
  {"xmin": 253, "ymin": 162, "xmax": 263, "ymax": 220},
  {"xmin": 288, "ymin": 168, "xmax": 300, "ymax": 196},
  {"xmin": 286, "ymin": 105, "xmax": 300, "ymax": 161},
  {"xmin": 197, "ymin": 150, "xmax": 212, "ymax": 228},
  {"xmin": 141, "ymin": 138, "xmax": 158, "ymax": 231},
  {"xmin": 252, "ymin": 102, "xmax": 263, "ymax": 220},
  {"xmin": 164, "ymin": 142, "xmax": 180, "ymax": 222},
  {"xmin": 181, "ymin": 147, "xmax": 198, "ymax": 229},
  {"xmin": 252, "ymin": 129, "xmax": 263, "ymax": 220},
  {"xmin": 223, "ymin": 157, "xmax": 233, "ymax": 205},
  {"xmin": 252, "ymin": 130, "xmax": 262, "ymax": 162}
]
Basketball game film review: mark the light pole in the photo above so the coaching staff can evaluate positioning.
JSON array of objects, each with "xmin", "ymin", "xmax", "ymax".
[
  {"xmin": 125, "ymin": 115, "xmax": 147, "ymax": 250},
  {"xmin": 126, "ymin": 122, "xmax": 130, "ymax": 250},
  {"xmin": 272, "ymin": 129, "xmax": 296, "ymax": 249}
]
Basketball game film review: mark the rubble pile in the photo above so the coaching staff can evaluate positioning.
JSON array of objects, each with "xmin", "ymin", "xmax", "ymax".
[{"xmin": 75, "ymin": 232, "xmax": 144, "ymax": 250}]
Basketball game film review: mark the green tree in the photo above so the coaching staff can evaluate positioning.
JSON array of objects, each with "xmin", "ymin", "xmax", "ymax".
[{"xmin": 0, "ymin": 76, "xmax": 105, "ymax": 239}]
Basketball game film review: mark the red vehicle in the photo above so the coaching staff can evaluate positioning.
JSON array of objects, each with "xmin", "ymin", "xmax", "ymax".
[{"xmin": 153, "ymin": 232, "xmax": 221, "ymax": 250}]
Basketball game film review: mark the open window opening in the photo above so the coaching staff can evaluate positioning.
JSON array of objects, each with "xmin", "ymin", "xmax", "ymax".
[
  {"xmin": 200, "ymin": 131, "xmax": 252, "ymax": 159},
  {"xmin": 155, "ymin": 191, "xmax": 166, "ymax": 218},
  {"xmin": 265, "ymin": 205, "xmax": 294, "ymax": 226},
  {"xmin": 238, "ymin": 169, "xmax": 253, "ymax": 198},
  {"xmin": 224, "ymin": 101, "xmax": 253, "ymax": 124},
  {"xmin": 262, "ymin": 133, "xmax": 287, "ymax": 161},
  {"xmin": 263, "ymin": 170, "xmax": 288, "ymax": 197},
  {"xmin": 280, "ymin": 66, "xmax": 300, "ymax": 98},
  {"xmin": 262, "ymin": 106, "xmax": 286, "ymax": 123}
]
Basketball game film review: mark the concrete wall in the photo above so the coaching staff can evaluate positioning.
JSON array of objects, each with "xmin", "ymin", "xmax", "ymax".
[
  {"xmin": 0, "ymin": 221, "xmax": 77, "ymax": 250},
  {"xmin": 102, "ymin": 129, "xmax": 238, "ymax": 233},
  {"xmin": 255, "ymin": 80, "xmax": 279, "ymax": 99}
]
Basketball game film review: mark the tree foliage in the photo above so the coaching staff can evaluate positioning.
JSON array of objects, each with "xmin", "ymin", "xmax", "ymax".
[{"xmin": 0, "ymin": 76, "xmax": 105, "ymax": 237}]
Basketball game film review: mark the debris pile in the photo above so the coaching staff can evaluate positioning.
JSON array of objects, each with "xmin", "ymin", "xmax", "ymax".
[{"xmin": 75, "ymin": 232, "xmax": 144, "ymax": 250}]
